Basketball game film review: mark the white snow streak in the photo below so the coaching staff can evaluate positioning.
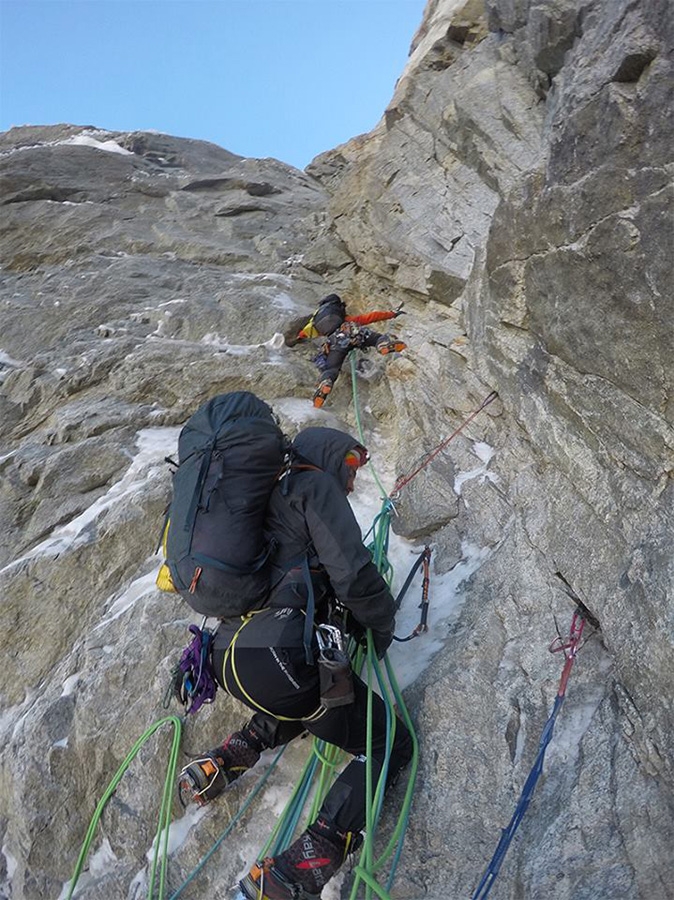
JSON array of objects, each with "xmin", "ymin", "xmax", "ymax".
[
  {"xmin": 0, "ymin": 426, "xmax": 180, "ymax": 576},
  {"xmin": 64, "ymin": 134, "xmax": 133, "ymax": 156},
  {"xmin": 454, "ymin": 440, "xmax": 498, "ymax": 496}
]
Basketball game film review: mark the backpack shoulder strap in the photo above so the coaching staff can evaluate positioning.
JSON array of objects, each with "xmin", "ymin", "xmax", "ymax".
[
  {"xmin": 268, "ymin": 540, "xmax": 319, "ymax": 665},
  {"xmin": 278, "ymin": 458, "xmax": 322, "ymax": 495},
  {"xmin": 300, "ymin": 554, "xmax": 316, "ymax": 665}
]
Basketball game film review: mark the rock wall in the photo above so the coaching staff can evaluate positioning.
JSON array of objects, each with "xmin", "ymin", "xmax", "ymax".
[{"xmin": 0, "ymin": 1, "xmax": 672, "ymax": 898}]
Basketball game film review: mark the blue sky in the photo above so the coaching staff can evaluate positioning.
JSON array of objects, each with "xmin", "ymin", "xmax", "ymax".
[{"xmin": 0, "ymin": 0, "xmax": 426, "ymax": 170}]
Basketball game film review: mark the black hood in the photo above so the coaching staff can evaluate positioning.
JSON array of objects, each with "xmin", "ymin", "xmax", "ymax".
[{"xmin": 293, "ymin": 427, "xmax": 367, "ymax": 492}]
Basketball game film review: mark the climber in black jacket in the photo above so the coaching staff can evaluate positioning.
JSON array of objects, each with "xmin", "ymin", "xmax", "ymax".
[{"xmin": 178, "ymin": 427, "xmax": 412, "ymax": 900}]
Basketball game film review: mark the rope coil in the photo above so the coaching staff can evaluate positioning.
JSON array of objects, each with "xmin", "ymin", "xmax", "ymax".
[
  {"xmin": 65, "ymin": 715, "xmax": 183, "ymax": 900},
  {"xmin": 66, "ymin": 363, "xmax": 494, "ymax": 899}
]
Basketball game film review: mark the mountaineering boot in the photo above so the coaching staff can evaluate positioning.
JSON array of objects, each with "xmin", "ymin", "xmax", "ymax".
[
  {"xmin": 239, "ymin": 815, "xmax": 362, "ymax": 899},
  {"xmin": 376, "ymin": 337, "xmax": 407, "ymax": 355},
  {"xmin": 177, "ymin": 725, "xmax": 264, "ymax": 806},
  {"xmin": 312, "ymin": 379, "xmax": 333, "ymax": 409}
]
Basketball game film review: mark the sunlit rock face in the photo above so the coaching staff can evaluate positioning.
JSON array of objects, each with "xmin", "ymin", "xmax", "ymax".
[{"xmin": 1, "ymin": 1, "xmax": 672, "ymax": 898}]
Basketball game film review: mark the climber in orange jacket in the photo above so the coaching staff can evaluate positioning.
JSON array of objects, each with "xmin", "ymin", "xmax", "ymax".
[{"xmin": 296, "ymin": 294, "xmax": 407, "ymax": 408}]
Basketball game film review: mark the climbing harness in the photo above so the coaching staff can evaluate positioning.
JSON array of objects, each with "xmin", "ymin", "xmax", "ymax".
[
  {"xmin": 471, "ymin": 608, "xmax": 592, "ymax": 900},
  {"xmin": 68, "ymin": 366, "xmax": 495, "ymax": 899},
  {"xmin": 222, "ymin": 613, "xmax": 325, "ymax": 724}
]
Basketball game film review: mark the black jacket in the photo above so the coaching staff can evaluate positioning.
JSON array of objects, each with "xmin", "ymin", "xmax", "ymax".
[{"xmin": 215, "ymin": 427, "xmax": 395, "ymax": 654}]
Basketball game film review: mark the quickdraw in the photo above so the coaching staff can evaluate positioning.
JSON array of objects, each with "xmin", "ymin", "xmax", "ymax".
[
  {"xmin": 391, "ymin": 390, "xmax": 498, "ymax": 499},
  {"xmin": 471, "ymin": 606, "xmax": 596, "ymax": 900},
  {"xmin": 164, "ymin": 622, "xmax": 218, "ymax": 716},
  {"xmin": 393, "ymin": 547, "xmax": 432, "ymax": 642},
  {"xmin": 549, "ymin": 608, "xmax": 586, "ymax": 698}
]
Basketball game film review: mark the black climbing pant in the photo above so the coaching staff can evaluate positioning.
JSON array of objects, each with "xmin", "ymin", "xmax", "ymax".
[
  {"xmin": 212, "ymin": 644, "xmax": 413, "ymax": 834},
  {"xmin": 315, "ymin": 329, "xmax": 386, "ymax": 387}
]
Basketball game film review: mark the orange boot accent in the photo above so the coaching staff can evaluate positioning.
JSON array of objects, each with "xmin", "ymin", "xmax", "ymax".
[
  {"xmin": 312, "ymin": 379, "xmax": 333, "ymax": 408},
  {"xmin": 376, "ymin": 338, "xmax": 407, "ymax": 355},
  {"xmin": 239, "ymin": 858, "xmax": 298, "ymax": 900}
]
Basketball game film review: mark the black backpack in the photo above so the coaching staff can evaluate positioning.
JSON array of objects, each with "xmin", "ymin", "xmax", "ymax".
[
  {"xmin": 312, "ymin": 293, "xmax": 346, "ymax": 336},
  {"xmin": 161, "ymin": 392, "xmax": 288, "ymax": 618}
]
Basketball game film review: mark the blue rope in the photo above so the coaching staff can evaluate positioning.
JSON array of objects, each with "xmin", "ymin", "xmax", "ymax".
[{"xmin": 471, "ymin": 694, "xmax": 566, "ymax": 900}]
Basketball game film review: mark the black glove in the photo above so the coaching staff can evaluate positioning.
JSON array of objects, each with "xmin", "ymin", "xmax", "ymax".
[
  {"xmin": 372, "ymin": 628, "xmax": 393, "ymax": 660},
  {"xmin": 345, "ymin": 610, "xmax": 393, "ymax": 659},
  {"xmin": 347, "ymin": 618, "xmax": 367, "ymax": 649}
]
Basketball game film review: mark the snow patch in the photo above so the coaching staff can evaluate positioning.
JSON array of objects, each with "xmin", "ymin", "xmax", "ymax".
[
  {"xmin": 2, "ymin": 842, "xmax": 17, "ymax": 880},
  {"xmin": 271, "ymin": 291, "xmax": 298, "ymax": 311},
  {"xmin": 65, "ymin": 134, "xmax": 133, "ymax": 156},
  {"xmin": 94, "ymin": 567, "xmax": 160, "ymax": 630},
  {"xmin": 227, "ymin": 272, "xmax": 292, "ymax": 285},
  {"xmin": 57, "ymin": 838, "xmax": 118, "ymax": 900},
  {"xmin": 271, "ymin": 397, "xmax": 336, "ymax": 432},
  {"xmin": 1, "ymin": 842, "xmax": 18, "ymax": 900},
  {"xmin": 150, "ymin": 298, "xmax": 188, "ymax": 310},
  {"xmin": 387, "ymin": 541, "xmax": 493, "ymax": 690},
  {"xmin": 123, "ymin": 805, "xmax": 207, "ymax": 898},
  {"xmin": 0, "ymin": 349, "xmax": 23, "ymax": 369},
  {"xmin": 347, "ymin": 446, "xmax": 493, "ymax": 690},
  {"xmin": 61, "ymin": 672, "xmax": 81, "ymax": 697},
  {"xmin": 146, "ymin": 803, "xmax": 206, "ymax": 861},
  {"xmin": 199, "ymin": 331, "xmax": 285, "ymax": 355},
  {"xmin": 454, "ymin": 440, "xmax": 498, "ymax": 496},
  {"xmin": 0, "ymin": 427, "xmax": 180, "ymax": 576}
]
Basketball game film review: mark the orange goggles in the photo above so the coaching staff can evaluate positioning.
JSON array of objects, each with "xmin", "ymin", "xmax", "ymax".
[{"xmin": 345, "ymin": 446, "xmax": 369, "ymax": 469}]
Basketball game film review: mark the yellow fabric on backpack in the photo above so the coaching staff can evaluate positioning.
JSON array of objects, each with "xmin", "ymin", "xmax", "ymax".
[
  {"xmin": 156, "ymin": 563, "xmax": 177, "ymax": 592},
  {"xmin": 298, "ymin": 315, "xmax": 321, "ymax": 340},
  {"xmin": 156, "ymin": 518, "xmax": 178, "ymax": 593}
]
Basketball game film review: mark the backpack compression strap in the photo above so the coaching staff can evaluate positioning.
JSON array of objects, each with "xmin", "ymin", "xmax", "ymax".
[{"xmin": 191, "ymin": 542, "xmax": 275, "ymax": 576}]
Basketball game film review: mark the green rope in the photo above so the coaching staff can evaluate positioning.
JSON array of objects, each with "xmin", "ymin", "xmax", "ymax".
[
  {"xmin": 350, "ymin": 864, "xmax": 393, "ymax": 899},
  {"xmin": 350, "ymin": 354, "xmax": 389, "ymax": 500},
  {"xmin": 348, "ymin": 358, "xmax": 419, "ymax": 897},
  {"xmin": 346, "ymin": 502, "xmax": 420, "ymax": 900},
  {"xmin": 65, "ymin": 715, "xmax": 183, "ymax": 900},
  {"xmin": 382, "ymin": 655, "xmax": 420, "ymax": 890},
  {"xmin": 150, "ymin": 716, "xmax": 183, "ymax": 900},
  {"xmin": 364, "ymin": 646, "xmax": 375, "ymax": 899},
  {"xmin": 243, "ymin": 358, "xmax": 420, "ymax": 897},
  {"xmin": 367, "ymin": 501, "xmax": 394, "ymax": 586},
  {"xmin": 262, "ymin": 749, "xmax": 321, "ymax": 857},
  {"xmin": 346, "ymin": 642, "xmax": 420, "ymax": 899},
  {"xmin": 308, "ymin": 741, "xmax": 343, "ymax": 821}
]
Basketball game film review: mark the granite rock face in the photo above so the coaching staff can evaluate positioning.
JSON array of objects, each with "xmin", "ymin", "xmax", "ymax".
[{"xmin": 1, "ymin": 0, "xmax": 672, "ymax": 898}]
